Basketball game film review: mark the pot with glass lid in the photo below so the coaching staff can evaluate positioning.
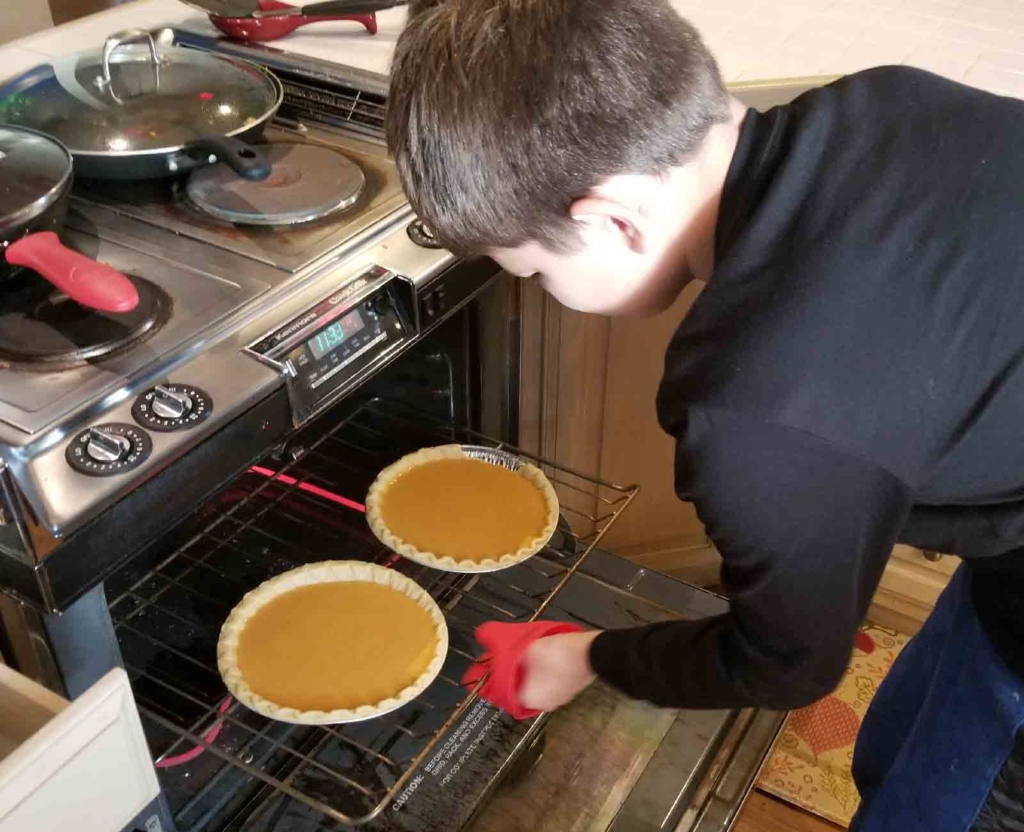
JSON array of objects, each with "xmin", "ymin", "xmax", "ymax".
[
  {"xmin": 0, "ymin": 29, "xmax": 282, "ymax": 182},
  {"xmin": 0, "ymin": 125, "xmax": 139, "ymax": 312}
]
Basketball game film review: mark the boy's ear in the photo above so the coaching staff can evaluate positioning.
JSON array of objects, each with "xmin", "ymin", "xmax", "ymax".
[{"xmin": 569, "ymin": 196, "xmax": 647, "ymax": 254}]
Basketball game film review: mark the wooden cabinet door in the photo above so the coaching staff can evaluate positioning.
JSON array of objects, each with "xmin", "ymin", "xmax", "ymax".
[{"xmin": 519, "ymin": 278, "xmax": 720, "ymax": 582}]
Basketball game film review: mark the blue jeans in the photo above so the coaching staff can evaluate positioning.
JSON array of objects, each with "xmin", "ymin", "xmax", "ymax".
[{"xmin": 851, "ymin": 565, "xmax": 1024, "ymax": 831}]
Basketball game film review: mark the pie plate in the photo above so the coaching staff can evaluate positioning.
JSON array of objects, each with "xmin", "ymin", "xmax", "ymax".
[
  {"xmin": 365, "ymin": 445, "xmax": 560, "ymax": 574},
  {"xmin": 217, "ymin": 560, "xmax": 449, "ymax": 724}
]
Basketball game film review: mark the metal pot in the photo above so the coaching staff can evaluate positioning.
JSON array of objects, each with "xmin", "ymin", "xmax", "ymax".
[
  {"xmin": 0, "ymin": 125, "xmax": 139, "ymax": 312},
  {"xmin": 0, "ymin": 29, "xmax": 283, "ymax": 182}
]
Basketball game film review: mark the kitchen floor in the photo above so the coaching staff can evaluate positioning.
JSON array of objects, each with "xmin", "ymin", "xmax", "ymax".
[{"xmin": 736, "ymin": 791, "xmax": 845, "ymax": 832}]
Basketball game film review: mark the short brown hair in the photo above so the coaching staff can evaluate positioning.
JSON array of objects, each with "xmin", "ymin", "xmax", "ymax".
[{"xmin": 386, "ymin": 0, "xmax": 730, "ymax": 254}]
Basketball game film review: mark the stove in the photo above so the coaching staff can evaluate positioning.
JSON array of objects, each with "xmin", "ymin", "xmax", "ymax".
[
  {"xmin": 0, "ymin": 30, "xmax": 472, "ymax": 600},
  {"xmin": 0, "ymin": 31, "xmax": 786, "ymax": 832}
]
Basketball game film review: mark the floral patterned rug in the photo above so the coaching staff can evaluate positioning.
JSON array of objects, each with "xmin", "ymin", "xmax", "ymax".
[{"xmin": 757, "ymin": 623, "xmax": 912, "ymax": 827}]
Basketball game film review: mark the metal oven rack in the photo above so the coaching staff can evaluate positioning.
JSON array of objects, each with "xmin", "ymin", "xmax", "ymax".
[{"xmin": 104, "ymin": 397, "xmax": 639, "ymax": 831}]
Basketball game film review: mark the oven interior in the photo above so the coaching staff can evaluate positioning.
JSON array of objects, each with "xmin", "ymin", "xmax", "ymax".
[{"xmin": 80, "ymin": 283, "xmax": 654, "ymax": 831}]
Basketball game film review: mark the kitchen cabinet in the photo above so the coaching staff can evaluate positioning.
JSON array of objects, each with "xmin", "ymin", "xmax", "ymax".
[
  {"xmin": 519, "ymin": 278, "xmax": 716, "ymax": 583},
  {"xmin": 870, "ymin": 546, "xmax": 959, "ymax": 634},
  {"xmin": 0, "ymin": 664, "xmax": 159, "ymax": 832}
]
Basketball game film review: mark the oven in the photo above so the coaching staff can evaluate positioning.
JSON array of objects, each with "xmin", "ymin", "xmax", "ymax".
[
  {"xmin": 0, "ymin": 282, "xmax": 783, "ymax": 832},
  {"xmin": 0, "ymin": 31, "xmax": 787, "ymax": 832}
]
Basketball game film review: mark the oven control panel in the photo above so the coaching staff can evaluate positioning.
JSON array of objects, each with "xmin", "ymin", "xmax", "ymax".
[{"xmin": 246, "ymin": 265, "xmax": 414, "ymax": 425}]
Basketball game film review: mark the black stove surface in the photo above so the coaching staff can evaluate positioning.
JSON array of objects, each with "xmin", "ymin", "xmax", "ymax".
[{"xmin": 0, "ymin": 272, "xmax": 170, "ymax": 369}]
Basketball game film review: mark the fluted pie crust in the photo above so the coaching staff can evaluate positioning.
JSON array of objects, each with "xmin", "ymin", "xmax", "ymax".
[
  {"xmin": 365, "ymin": 445, "xmax": 560, "ymax": 573},
  {"xmin": 218, "ymin": 561, "xmax": 448, "ymax": 724}
]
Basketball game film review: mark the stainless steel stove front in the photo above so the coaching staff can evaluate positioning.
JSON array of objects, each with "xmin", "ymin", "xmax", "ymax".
[
  {"xmin": 0, "ymin": 218, "xmax": 470, "ymax": 568},
  {"xmin": 0, "ymin": 224, "xmax": 272, "ymax": 438},
  {"xmin": 0, "ymin": 27, "xmax": 503, "ymax": 636}
]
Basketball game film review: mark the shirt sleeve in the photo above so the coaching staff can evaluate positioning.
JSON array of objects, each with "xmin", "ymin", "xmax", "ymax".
[{"xmin": 588, "ymin": 409, "xmax": 914, "ymax": 710}]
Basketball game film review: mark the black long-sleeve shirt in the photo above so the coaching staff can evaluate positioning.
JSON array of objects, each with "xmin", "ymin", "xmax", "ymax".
[{"xmin": 589, "ymin": 66, "xmax": 1024, "ymax": 710}]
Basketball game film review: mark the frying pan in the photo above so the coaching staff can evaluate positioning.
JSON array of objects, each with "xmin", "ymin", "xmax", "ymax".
[
  {"xmin": 184, "ymin": 0, "xmax": 402, "ymax": 18},
  {"xmin": 208, "ymin": 0, "xmax": 378, "ymax": 42},
  {"xmin": 0, "ymin": 126, "xmax": 138, "ymax": 313},
  {"xmin": 0, "ymin": 29, "xmax": 283, "ymax": 182}
]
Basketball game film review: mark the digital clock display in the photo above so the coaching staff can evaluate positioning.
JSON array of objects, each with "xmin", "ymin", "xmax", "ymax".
[{"xmin": 307, "ymin": 309, "xmax": 366, "ymax": 360}]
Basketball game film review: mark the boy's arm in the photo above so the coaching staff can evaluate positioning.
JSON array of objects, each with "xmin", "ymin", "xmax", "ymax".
[{"xmin": 588, "ymin": 409, "xmax": 913, "ymax": 710}]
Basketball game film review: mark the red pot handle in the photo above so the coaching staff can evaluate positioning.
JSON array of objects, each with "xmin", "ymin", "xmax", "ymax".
[{"xmin": 6, "ymin": 232, "xmax": 139, "ymax": 313}]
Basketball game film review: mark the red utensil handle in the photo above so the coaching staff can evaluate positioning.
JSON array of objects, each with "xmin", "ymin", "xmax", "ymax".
[{"xmin": 6, "ymin": 232, "xmax": 139, "ymax": 313}]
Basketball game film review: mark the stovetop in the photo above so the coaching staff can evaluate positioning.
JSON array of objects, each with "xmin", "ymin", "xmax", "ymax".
[
  {"xmin": 72, "ymin": 124, "xmax": 405, "ymax": 273},
  {"xmin": 0, "ymin": 120, "xmax": 409, "ymax": 446},
  {"xmin": 0, "ymin": 39, "xmax": 469, "ymax": 543},
  {"xmin": 0, "ymin": 223, "xmax": 270, "ymax": 436}
]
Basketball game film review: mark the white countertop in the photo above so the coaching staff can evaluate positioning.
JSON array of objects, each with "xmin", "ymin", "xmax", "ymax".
[{"xmin": 3, "ymin": 0, "xmax": 1023, "ymax": 96}]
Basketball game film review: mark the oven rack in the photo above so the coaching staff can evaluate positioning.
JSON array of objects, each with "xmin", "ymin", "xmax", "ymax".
[{"xmin": 105, "ymin": 397, "xmax": 640, "ymax": 831}]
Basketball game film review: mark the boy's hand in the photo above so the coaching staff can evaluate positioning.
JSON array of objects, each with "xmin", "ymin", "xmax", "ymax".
[{"xmin": 519, "ymin": 630, "xmax": 601, "ymax": 712}]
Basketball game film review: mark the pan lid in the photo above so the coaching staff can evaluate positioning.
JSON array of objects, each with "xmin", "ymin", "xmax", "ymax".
[
  {"xmin": 0, "ymin": 29, "xmax": 282, "ymax": 157},
  {"xmin": 0, "ymin": 126, "xmax": 72, "ymax": 231},
  {"xmin": 186, "ymin": 143, "xmax": 366, "ymax": 225}
]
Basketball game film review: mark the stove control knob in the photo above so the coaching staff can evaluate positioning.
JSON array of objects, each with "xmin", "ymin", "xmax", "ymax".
[
  {"xmin": 66, "ymin": 423, "xmax": 152, "ymax": 477},
  {"xmin": 407, "ymin": 220, "xmax": 443, "ymax": 250},
  {"xmin": 133, "ymin": 384, "xmax": 213, "ymax": 432},
  {"xmin": 368, "ymin": 292, "xmax": 391, "ymax": 317},
  {"xmin": 87, "ymin": 428, "xmax": 130, "ymax": 463},
  {"xmin": 151, "ymin": 385, "xmax": 190, "ymax": 420}
]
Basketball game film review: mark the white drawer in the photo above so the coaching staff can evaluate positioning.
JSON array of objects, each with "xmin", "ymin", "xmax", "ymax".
[{"xmin": 0, "ymin": 665, "xmax": 159, "ymax": 832}]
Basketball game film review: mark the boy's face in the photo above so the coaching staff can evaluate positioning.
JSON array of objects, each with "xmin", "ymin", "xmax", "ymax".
[
  {"xmin": 486, "ymin": 162, "xmax": 717, "ymax": 317},
  {"xmin": 488, "ymin": 216, "xmax": 693, "ymax": 318}
]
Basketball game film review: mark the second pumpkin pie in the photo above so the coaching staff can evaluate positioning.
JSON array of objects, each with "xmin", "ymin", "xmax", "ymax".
[{"xmin": 365, "ymin": 445, "xmax": 559, "ymax": 572}]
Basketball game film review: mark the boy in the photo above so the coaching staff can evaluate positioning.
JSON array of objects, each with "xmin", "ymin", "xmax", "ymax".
[{"xmin": 386, "ymin": 1, "xmax": 1024, "ymax": 828}]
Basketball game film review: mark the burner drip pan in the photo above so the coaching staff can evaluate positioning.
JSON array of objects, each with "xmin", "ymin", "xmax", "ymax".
[
  {"xmin": 186, "ymin": 143, "xmax": 366, "ymax": 227},
  {"xmin": 0, "ymin": 273, "xmax": 170, "ymax": 371}
]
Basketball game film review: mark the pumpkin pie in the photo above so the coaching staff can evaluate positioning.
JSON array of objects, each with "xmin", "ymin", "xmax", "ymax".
[
  {"xmin": 217, "ymin": 561, "xmax": 448, "ymax": 724},
  {"xmin": 365, "ymin": 445, "xmax": 559, "ymax": 573}
]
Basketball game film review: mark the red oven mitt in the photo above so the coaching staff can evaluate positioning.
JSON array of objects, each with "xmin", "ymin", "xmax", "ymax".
[{"xmin": 461, "ymin": 620, "xmax": 585, "ymax": 720}]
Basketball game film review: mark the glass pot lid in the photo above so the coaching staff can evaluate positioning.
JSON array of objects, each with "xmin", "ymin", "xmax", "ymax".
[
  {"xmin": 0, "ymin": 125, "xmax": 72, "ymax": 229},
  {"xmin": 186, "ymin": 144, "xmax": 367, "ymax": 225},
  {"xmin": 0, "ymin": 29, "xmax": 282, "ymax": 156}
]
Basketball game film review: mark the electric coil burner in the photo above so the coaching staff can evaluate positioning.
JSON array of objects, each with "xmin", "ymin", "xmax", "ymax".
[
  {"xmin": 0, "ymin": 272, "xmax": 170, "ymax": 370},
  {"xmin": 186, "ymin": 143, "xmax": 366, "ymax": 226}
]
